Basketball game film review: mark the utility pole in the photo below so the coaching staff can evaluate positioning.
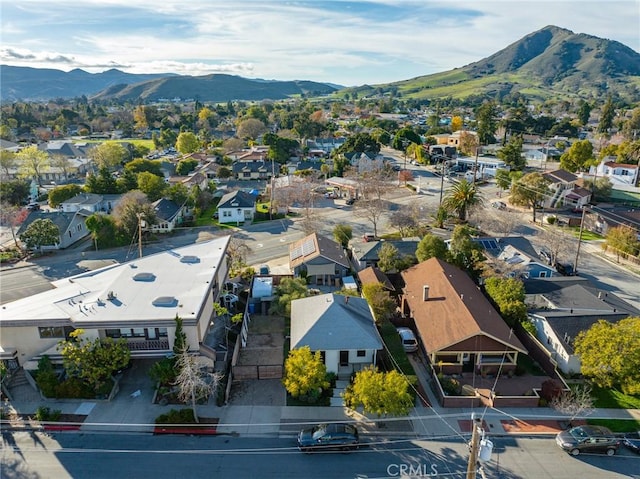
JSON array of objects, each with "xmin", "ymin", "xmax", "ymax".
[
  {"xmin": 573, "ymin": 205, "xmax": 588, "ymax": 274},
  {"xmin": 466, "ymin": 414, "xmax": 482, "ymax": 479},
  {"xmin": 137, "ymin": 213, "xmax": 145, "ymax": 258}
]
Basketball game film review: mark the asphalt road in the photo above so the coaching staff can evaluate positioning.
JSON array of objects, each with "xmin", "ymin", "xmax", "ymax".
[{"xmin": 2, "ymin": 431, "xmax": 638, "ymax": 479}]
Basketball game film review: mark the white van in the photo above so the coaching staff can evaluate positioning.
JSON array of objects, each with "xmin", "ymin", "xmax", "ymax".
[{"xmin": 397, "ymin": 327, "xmax": 418, "ymax": 353}]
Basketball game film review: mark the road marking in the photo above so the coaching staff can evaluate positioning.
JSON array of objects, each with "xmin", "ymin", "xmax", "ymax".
[{"xmin": 256, "ymin": 243, "xmax": 263, "ymax": 248}]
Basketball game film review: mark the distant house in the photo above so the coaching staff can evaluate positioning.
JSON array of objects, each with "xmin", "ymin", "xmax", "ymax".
[
  {"xmin": 357, "ymin": 267, "xmax": 395, "ymax": 292},
  {"xmin": 232, "ymin": 160, "xmax": 276, "ymax": 181},
  {"xmin": 17, "ymin": 210, "xmax": 91, "ymax": 250},
  {"xmin": 217, "ymin": 190, "xmax": 256, "ymax": 224},
  {"xmin": 351, "ymin": 240, "xmax": 419, "ymax": 271},
  {"xmin": 401, "ymin": 258, "xmax": 527, "ymax": 375},
  {"xmin": 289, "ymin": 233, "xmax": 350, "ymax": 286},
  {"xmin": 290, "ymin": 293, "xmax": 383, "ymax": 376},
  {"xmin": 477, "ymin": 236, "xmax": 557, "ymax": 280},
  {"xmin": 525, "ymin": 277, "xmax": 639, "ymax": 374},
  {"xmin": 149, "ymin": 198, "xmax": 189, "ymax": 233}
]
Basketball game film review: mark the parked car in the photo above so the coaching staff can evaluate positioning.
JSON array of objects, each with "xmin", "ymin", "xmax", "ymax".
[
  {"xmin": 396, "ymin": 327, "xmax": 418, "ymax": 353},
  {"xmin": 27, "ymin": 203, "xmax": 40, "ymax": 211},
  {"xmin": 555, "ymin": 425, "xmax": 620, "ymax": 456},
  {"xmin": 362, "ymin": 233, "xmax": 378, "ymax": 242},
  {"xmin": 297, "ymin": 423, "xmax": 359, "ymax": 452},
  {"xmin": 555, "ymin": 262, "xmax": 575, "ymax": 276},
  {"xmin": 538, "ymin": 249, "xmax": 552, "ymax": 264},
  {"xmin": 622, "ymin": 431, "xmax": 640, "ymax": 454},
  {"xmin": 345, "ymin": 197, "xmax": 356, "ymax": 206},
  {"xmin": 392, "ymin": 164, "xmax": 401, "ymax": 171},
  {"xmin": 491, "ymin": 201, "xmax": 507, "ymax": 210}
]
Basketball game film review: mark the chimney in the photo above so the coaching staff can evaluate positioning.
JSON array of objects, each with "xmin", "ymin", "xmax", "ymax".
[
  {"xmin": 423, "ymin": 285, "xmax": 430, "ymax": 301},
  {"xmin": 460, "ymin": 293, "xmax": 464, "ymax": 301}
]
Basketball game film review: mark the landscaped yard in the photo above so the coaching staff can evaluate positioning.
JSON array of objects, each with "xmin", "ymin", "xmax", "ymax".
[
  {"xmin": 591, "ymin": 386, "xmax": 640, "ymax": 409},
  {"xmin": 587, "ymin": 418, "xmax": 640, "ymax": 433},
  {"xmin": 516, "ymin": 353, "xmax": 547, "ymax": 376}
]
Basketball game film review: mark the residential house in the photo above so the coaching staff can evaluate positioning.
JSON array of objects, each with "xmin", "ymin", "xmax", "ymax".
[
  {"xmin": 289, "ymin": 233, "xmax": 350, "ymax": 286},
  {"xmin": 17, "ymin": 210, "xmax": 91, "ymax": 250},
  {"xmin": 585, "ymin": 205, "xmax": 640, "ymax": 238},
  {"xmin": 149, "ymin": 198, "xmax": 189, "ymax": 233},
  {"xmin": 351, "ymin": 240, "xmax": 419, "ymax": 271},
  {"xmin": 290, "ymin": 293, "xmax": 383, "ymax": 376},
  {"xmin": 61, "ymin": 193, "xmax": 121, "ymax": 214},
  {"xmin": 0, "ymin": 236, "xmax": 231, "ymax": 371},
  {"xmin": 400, "ymin": 258, "xmax": 527, "ymax": 375},
  {"xmin": 357, "ymin": 267, "xmax": 395, "ymax": 292},
  {"xmin": 232, "ymin": 160, "xmax": 276, "ymax": 181},
  {"xmin": 305, "ymin": 137, "xmax": 346, "ymax": 155},
  {"xmin": 524, "ymin": 277, "xmax": 639, "ymax": 374},
  {"xmin": 589, "ymin": 159, "xmax": 639, "ymax": 187},
  {"xmin": 217, "ymin": 190, "xmax": 256, "ymax": 224},
  {"xmin": 542, "ymin": 169, "xmax": 591, "ymax": 209},
  {"xmin": 477, "ymin": 236, "xmax": 557, "ymax": 279}
]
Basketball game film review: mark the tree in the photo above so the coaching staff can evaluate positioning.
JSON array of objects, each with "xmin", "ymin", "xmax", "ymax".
[
  {"xmin": 111, "ymin": 190, "xmax": 157, "ymax": 239},
  {"xmin": 597, "ymin": 95, "xmax": 615, "ymax": 135},
  {"xmin": 85, "ymin": 213, "xmax": 120, "ymax": 249},
  {"xmin": 442, "ymin": 179, "xmax": 483, "ymax": 221},
  {"xmin": 0, "ymin": 202, "xmax": 28, "ymax": 248},
  {"xmin": 173, "ymin": 315, "xmax": 188, "ymax": 355},
  {"xmin": 497, "ymin": 135, "xmax": 526, "ymax": 170},
  {"xmin": 550, "ymin": 384, "xmax": 594, "ymax": 425},
  {"xmin": 388, "ymin": 210, "xmax": 418, "ymax": 237},
  {"xmin": 361, "ymin": 283, "xmax": 396, "ymax": 323},
  {"xmin": 176, "ymin": 131, "xmax": 200, "ymax": 154},
  {"xmin": 50, "ymin": 154, "xmax": 72, "ymax": 181},
  {"xmin": 166, "ymin": 183, "xmax": 190, "ymax": 206},
  {"xmin": 332, "ymin": 224, "xmax": 353, "ymax": 248},
  {"xmin": 510, "ymin": 172, "xmax": 550, "ymax": 222},
  {"xmin": 336, "ymin": 132, "xmax": 380, "ymax": 155},
  {"xmin": 577, "ymin": 100, "xmax": 592, "ymax": 126},
  {"xmin": 604, "ymin": 225, "xmax": 640, "ymax": 261},
  {"xmin": 494, "ymin": 169, "xmax": 512, "ymax": 193},
  {"xmin": 354, "ymin": 198, "xmax": 389, "ymax": 238},
  {"xmin": 398, "ymin": 169, "xmax": 414, "ymax": 186},
  {"xmin": 176, "ymin": 158, "xmax": 199, "ymax": 175},
  {"xmin": 16, "ymin": 145, "xmax": 49, "ymax": 185},
  {"xmin": 236, "ymin": 118, "xmax": 267, "ymax": 141},
  {"xmin": 574, "ymin": 317, "xmax": 640, "ymax": 394},
  {"xmin": 283, "ymin": 346, "xmax": 329, "ymax": 401},
  {"xmin": 270, "ymin": 277, "xmax": 308, "ymax": 317},
  {"xmin": 431, "ymin": 206, "xmax": 449, "ymax": 229},
  {"xmin": 48, "ymin": 184, "xmax": 83, "ymax": 208},
  {"xmin": 0, "ymin": 150, "xmax": 17, "ymax": 178},
  {"xmin": 377, "ymin": 242, "xmax": 400, "ymax": 273},
  {"xmin": 19, "ymin": 218, "xmax": 59, "ymax": 252},
  {"xmin": 450, "ymin": 116, "xmax": 463, "ymax": 132},
  {"xmin": 227, "ymin": 237, "xmax": 252, "ymax": 277},
  {"xmin": 58, "ymin": 329, "xmax": 131, "ymax": 391},
  {"xmin": 621, "ymin": 107, "xmax": 640, "ymax": 141},
  {"xmin": 458, "ymin": 131, "xmax": 479, "ymax": 157},
  {"xmin": 475, "ymin": 101, "xmax": 498, "ymax": 145},
  {"xmin": 0, "ymin": 179, "xmax": 29, "ymax": 206},
  {"xmin": 415, "ymin": 234, "xmax": 448, "ymax": 262},
  {"xmin": 173, "ymin": 348, "xmax": 223, "ymax": 422},
  {"xmin": 343, "ymin": 367, "xmax": 413, "ymax": 417},
  {"xmin": 483, "ymin": 277, "xmax": 527, "ymax": 326},
  {"xmin": 560, "ymin": 140, "xmax": 594, "ymax": 172},
  {"xmin": 447, "ymin": 225, "xmax": 485, "ymax": 278},
  {"xmin": 85, "ymin": 166, "xmax": 119, "ymax": 194},
  {"xmin": 125, "ymin": 158, "xmax": 164, "ymax": 176},
  {"xmin": 137, "ymin": 171, "xmax": 167, "ymax": 202},
  {"xmin": 88, "ymin": 141, "xmax": 127, "ymax": 170}
]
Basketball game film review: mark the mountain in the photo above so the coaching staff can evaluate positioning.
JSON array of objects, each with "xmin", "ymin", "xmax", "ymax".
[
  {"xmin": 89, "ymin": 74, "xmax": 340, "ymax": 102},
  {"xmin": 0, "ymin": 66, "xmax": 173, "ymax": 101},
  {"xmin": 0, "ymin": 65, "xmax": 340, "ymax": 102},
  {"xmin": 342, "ymin": 26, "xmax": 640, "ymax": 103}
]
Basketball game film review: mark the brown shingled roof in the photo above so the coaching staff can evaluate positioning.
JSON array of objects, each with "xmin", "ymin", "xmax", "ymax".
[
  {"xmin": 357, "ymin": 267, "xmax": 395, "ymax": 291},
  {"xmin": 401, "ymin": 258, "xmax": 526, "ymax": 354}
]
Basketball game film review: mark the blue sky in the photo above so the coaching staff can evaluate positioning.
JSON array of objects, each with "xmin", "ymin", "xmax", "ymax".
[{"xmin": 1, "ymin": 0, "xmax": 638, "ymax": 86}]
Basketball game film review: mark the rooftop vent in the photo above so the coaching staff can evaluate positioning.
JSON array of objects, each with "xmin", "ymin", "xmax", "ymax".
[
  {"xmin": 180, "ymin": 255, "xmax": 200, "ymax": 264},
  {"xmin": 152, "ymin": 296, "xmax": 178, "ymax": 307},
  {"xmin": 133, "ymin": 272, "xmax": 156, "ymax": 282}
]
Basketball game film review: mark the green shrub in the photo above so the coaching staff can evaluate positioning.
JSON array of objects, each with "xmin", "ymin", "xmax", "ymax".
[
  {"xmin": 155, "ymin": 408, "xmax": 196, "ymax": 424},
  {"xmin": 440, "ymin": 377, "xmax": 462, "ymax": 396},
  {"xmin": 34, "ymin": 406, "xmax": 62, "ymax": 422},
  {"xmin": 34, "ymin": 356, "xmax": 59, "ymax": 397},
  {"xmin": 54, "ymin": 377, "xmax": 94, "ymax": 399},
  {"xmin": 149, "ymin": 357, "xmax": 177, "ymax": 385}
]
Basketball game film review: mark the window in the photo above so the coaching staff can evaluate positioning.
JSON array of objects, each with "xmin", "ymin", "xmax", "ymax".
[
  {"xmin": 356, "ymin": 350, "xmax": 366, "ymax": 357},
  {"xmin": 39, "ymin": 326, "xmax": 65, "ymax": 339},
  {"xmin": 223, "ymin": 210, "xmax": 231, "ymax": 217}
]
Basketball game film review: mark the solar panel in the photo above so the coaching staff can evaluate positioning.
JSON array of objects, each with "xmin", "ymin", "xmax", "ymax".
[
  {"xmin": 301, "ymin": 237, "xmax": 316, "ymax": 256},
  {"xmin": 290, "ymin": 245, "xmax": 303, "ymax": 261}
]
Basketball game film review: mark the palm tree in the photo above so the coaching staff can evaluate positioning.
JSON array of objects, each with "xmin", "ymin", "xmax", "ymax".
[{"xmin": 442, "ymin": 179, "xmax": 483, "ymax": 221}]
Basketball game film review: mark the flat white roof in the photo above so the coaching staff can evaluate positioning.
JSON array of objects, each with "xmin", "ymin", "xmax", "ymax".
[{"xmin": 0, "ymin": 236, "xmax": 231, "ymax": 326}]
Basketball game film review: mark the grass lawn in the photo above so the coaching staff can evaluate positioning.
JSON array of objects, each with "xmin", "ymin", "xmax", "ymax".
[
  {"xmin": 587, "ymin": 418, "xmax": 640, "ymax": 433},
  {"xmin": 591, "ymin": 386, "xmax": 640, "ymax": 409},
  {"xmin": 566, "ymin": 227, "xmax": 602, "ymax": 241}
]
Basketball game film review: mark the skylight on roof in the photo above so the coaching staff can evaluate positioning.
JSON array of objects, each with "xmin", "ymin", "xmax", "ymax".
[
  {"xmin": 180, "ymin": 255, "xmax": 200, "ymax": 264},
  {"xmin": 152, "ymin": 296, "xmax": 178, "ymax": 307},
  {"xmin": 132, "ymin": 272, "xmax": 156, "ymax": 281}
]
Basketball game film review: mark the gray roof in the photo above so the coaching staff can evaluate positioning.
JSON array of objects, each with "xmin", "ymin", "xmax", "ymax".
[
  {"xmin": 289, "ymin": 232, "xmax": 350, "ymax": 269},
  {"xmin": 218, "ymin": 190, "xmax": 256, "ymax": 209},
  {"xmin": 355, "ymin": 240, "xmax": 419, "ymax": 262},
  {"xmin": 152, "ymin": 198, "xmax": 183, "ymax": 222},
  {"xmin": 17, "ymin": 210, "xmax": 90, "ymax": 236},
  {"xmin": 63, "ymin": 193, "xmax": 103, "ymax": 207},
  {"xmin": 543, "ymin": 169, "xmax": 577, "ymax": 184},
  {"xmin": 290, "ymin": 293, "xmax": 383, "ymax": 351}
]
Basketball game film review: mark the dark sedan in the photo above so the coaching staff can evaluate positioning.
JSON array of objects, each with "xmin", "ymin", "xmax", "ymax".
[
  {"xmin": 556, "ymin": 425, "xmax": 620, "ymax": 456},
  {"xmin": 622, "ymin": 431, "xmax": 640, "ymax": 454},
  {"xmin": 297, "ymin": 423, "xmax": 359, "ymax": 452}
]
